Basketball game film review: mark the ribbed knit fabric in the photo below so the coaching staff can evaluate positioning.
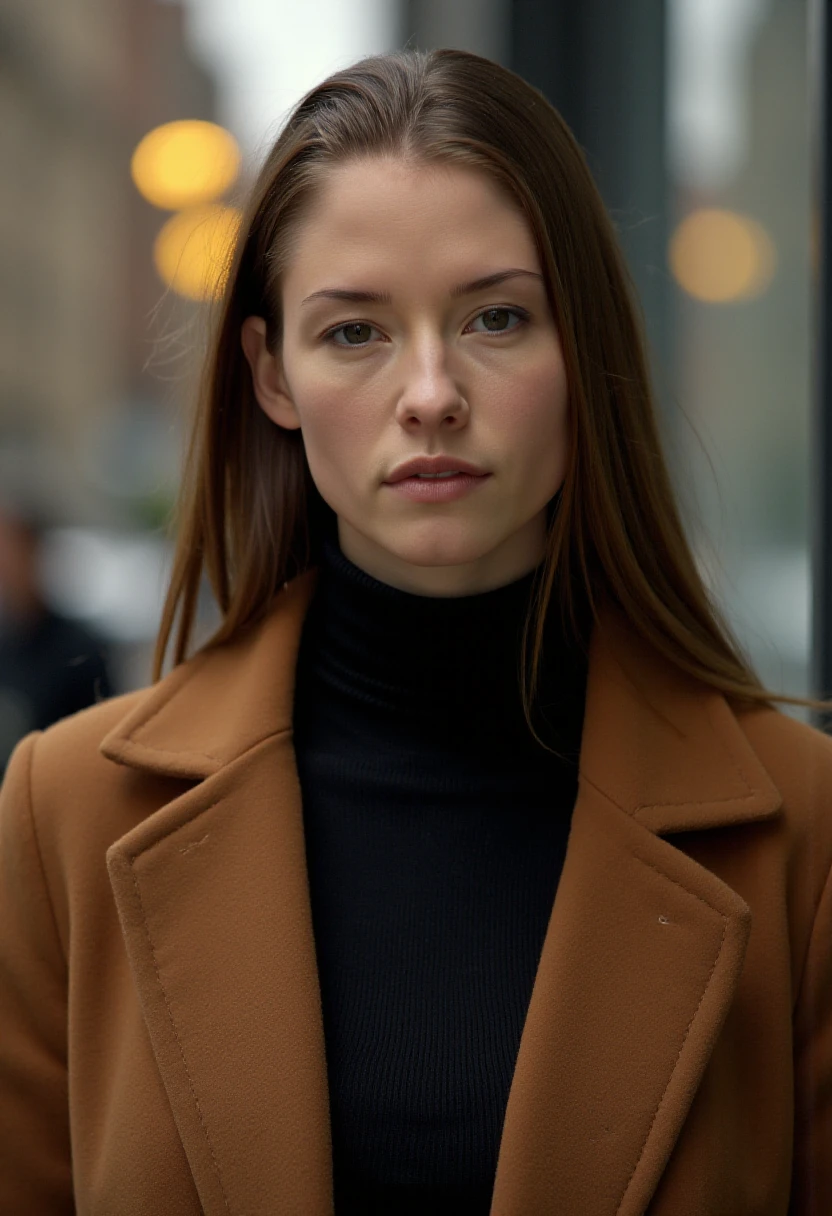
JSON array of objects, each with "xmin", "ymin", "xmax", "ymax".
[{"xmin": 291, "ymin": 528, "xmax": 589, "ymax": 1215}]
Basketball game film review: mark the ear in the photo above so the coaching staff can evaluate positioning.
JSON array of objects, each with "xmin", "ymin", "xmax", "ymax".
[{"xmin": 240, "ymin": 316, "xmax": 302, "ymax": 431}]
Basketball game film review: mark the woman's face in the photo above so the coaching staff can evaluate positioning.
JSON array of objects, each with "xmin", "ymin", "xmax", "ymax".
[{"xmin": 242, "ymin": 157, "xmax": 569, "ymax": 596}]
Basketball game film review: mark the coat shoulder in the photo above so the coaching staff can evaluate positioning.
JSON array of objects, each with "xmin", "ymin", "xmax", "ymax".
[
  {"xmin": 0, "ymin": 684, "xmax": 190, "ymax": 959},
  {"xmin": 4, "ymin": 682, "xmax": 190, "ymax": 875},
  {"xmin": 41, "ymin": 685, "xmax": 149, "ymax": 743},
  {"xmin": 737, "ymin": 703, "xmax": 832, "ymax": 798},
  {"xmin": 736, "ymin": 703, "xmax": 832, "ymax": 881},
  {"xmin": 20, "ymin": 686, "xmax": 154, "ymax": 786}
]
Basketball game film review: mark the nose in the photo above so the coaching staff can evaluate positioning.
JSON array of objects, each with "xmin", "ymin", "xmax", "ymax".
[{"xmin": 394, "ymin": 340, "xmax": 468, "ymax": 431}]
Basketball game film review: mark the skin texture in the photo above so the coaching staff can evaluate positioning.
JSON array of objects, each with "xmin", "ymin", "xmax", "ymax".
[{"xmin": 241, "ymin": 157, "xmax": 569, "ymax": 596}]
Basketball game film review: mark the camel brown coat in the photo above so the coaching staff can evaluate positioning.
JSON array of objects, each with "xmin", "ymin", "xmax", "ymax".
[{"xmin": 1, "ymin": 568, "xmax": 832, "ymax": 1215}]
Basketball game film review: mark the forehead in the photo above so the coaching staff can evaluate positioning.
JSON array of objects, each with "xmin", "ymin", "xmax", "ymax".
[{"xmin": 282, "ymin": 157, "xmax": 540, "ymax": 290}]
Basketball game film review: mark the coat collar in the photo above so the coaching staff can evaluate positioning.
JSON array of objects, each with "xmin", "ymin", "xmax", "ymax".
[
  {"xmin": 102, "ymin": 571, "xmax": 782, "ymax": 1215},
  {"xmin": 101, "ymin": 568, "xmax": 781, "ymax": 836},
  {"xmin": 100, "ymin": 571, "xmax": 319, "ymax": 783}
]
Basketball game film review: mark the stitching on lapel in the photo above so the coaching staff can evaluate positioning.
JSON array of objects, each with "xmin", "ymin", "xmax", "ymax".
[
  {"xmin": 615, "ymin": 852, "xmax": 731, "ymax": 1214},
  {"xmin": 128, "ymin": 855, "xmax": 232, "ymax": 1214}
]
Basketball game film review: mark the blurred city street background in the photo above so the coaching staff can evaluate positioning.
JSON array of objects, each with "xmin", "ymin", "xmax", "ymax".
[{"xmin": 0, "ymin": 0, "xmax": 817, "ymax": 767}]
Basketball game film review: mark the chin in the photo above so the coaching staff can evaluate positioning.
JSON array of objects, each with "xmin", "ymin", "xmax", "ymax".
[
  {"xmin": 339, "ymin": 516, "xmax": 503, "ymax": 580},
  {"xmin": 385, "ymin": 535, "xmax": 492, "ymax": 570},
  {"xmin": 386, "ymin": 544, "xmax": 503, "ymax": 581},
  {"xmin": 396, "ymin": 544, "xmax": 481, "ymax": 566}
]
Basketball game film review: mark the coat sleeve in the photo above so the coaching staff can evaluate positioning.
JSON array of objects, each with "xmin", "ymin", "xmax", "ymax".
[
  {"xmin": 792, "ymin": 853, "xmax": 832, "ymax": 1215},
  {"xmin": 0, "ymin": 732, "xmax": 74, "ymax": 1211}
]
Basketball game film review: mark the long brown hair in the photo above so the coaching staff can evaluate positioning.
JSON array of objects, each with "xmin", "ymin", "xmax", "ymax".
[{"xmin": 154, "ymin": 47, "xmax": 828, "ymax": 746}]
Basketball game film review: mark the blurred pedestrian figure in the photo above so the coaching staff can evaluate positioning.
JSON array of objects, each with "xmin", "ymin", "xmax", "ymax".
[{"xmin": 0, "ymin": 503, "xmax": 112, "ymax": 775}]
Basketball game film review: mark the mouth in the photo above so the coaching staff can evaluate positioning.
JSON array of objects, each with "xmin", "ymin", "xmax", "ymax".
[
  {"xmin": 384, "ymin": 470, "xmax": 492, "ymax": 502},
  {"xmin": 384, "ymin": 454, "xmax": 491, "ymax": 483},
  {"xmin": 411, "ymin": 471, "xmax": 467, "ymax": 480}
]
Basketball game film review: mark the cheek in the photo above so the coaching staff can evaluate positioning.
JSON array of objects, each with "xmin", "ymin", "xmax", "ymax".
[
  {"xmin": 509, "ymin": 355, "xmax": 570, "ymax": 463},
  {"xmin": 287, "ymin": 375, "xmax": 377, "ymax": 485}
]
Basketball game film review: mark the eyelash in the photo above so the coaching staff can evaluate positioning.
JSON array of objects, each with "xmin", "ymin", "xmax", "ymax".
[{"xmin": 322, "ymin": 306, "xmax": 531, "ymax": 349}]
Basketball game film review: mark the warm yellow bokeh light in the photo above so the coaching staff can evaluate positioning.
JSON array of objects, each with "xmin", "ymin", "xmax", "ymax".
[
  {"xmin": 153, "ymin": 204, "xmax": 242, "ymax": 301},
  {"xmin": 131, "ymin": 120, "xmax": 241, "ymax": 210},
  {"xmin": 669, "ymin": 208, "xmax": 776, "ymax": 303}
]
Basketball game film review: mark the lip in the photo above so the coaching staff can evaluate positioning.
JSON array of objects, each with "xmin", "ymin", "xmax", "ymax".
[
  {"xmin": 384, "ymin": 456, "xmax": 490, "ymax": 483},
  {"xmin": 386, "ymin": 472, "xmax": 491, "ymax": 504}
]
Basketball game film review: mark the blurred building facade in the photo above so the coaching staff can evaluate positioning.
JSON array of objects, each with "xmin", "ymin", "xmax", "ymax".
[{"xmin": 0, "ymin": 0, "xmax": 215, "ymax": 525}]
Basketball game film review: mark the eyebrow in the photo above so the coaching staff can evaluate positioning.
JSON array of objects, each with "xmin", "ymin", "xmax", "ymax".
[{"xmin": 300, "ymin": 268, "xmax": 544, "ymax": 307}]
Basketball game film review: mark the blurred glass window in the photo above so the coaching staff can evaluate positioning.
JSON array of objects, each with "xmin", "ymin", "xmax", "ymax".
[{"xmin": 667, "ymin": 0, "xmax": 811, "ymax": 714}]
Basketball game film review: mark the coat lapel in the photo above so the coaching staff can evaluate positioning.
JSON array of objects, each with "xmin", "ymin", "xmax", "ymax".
[
  {"xmin": 103, "ymin": 572, "xmax": 333, "ymax": 1216},
  {"xmin": 492, "ymin": 611, "xmax": 782, "ymax": 1215},
  {"xmin": 101, "ymin": 573, "xmax": 782, "ymax": 1216},
  {"xmin": 492, "ymin": 780, "xmax": 754, "ymax": 1215}
]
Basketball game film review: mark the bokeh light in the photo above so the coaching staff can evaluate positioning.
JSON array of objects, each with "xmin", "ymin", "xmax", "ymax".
[
  {"xmin": 669, "ymin": 208, "xmax": 777, "ymax": 303},
  {"xmin": 153, "ymin": 204, "xmax": 242, "ymax": 301},
  {"xmin": 131, "ymin": 120, "xmax": 241, "ymax": 210}
]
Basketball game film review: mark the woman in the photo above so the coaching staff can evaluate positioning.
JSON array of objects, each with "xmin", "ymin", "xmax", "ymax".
[{"xmin": 0, "ymin": 48, "xmax": 830, "ymax": 1216}]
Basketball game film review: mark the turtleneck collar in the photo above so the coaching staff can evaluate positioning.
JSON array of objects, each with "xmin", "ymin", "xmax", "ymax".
[{"xmin": 296, "ymin": 530, "xmax": 588, "ymax": 760}]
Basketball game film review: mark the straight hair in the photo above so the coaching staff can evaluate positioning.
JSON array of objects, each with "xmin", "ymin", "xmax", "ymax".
[{"xmin": 154, "ymin": 48, "xmax": 830, "ymax": 750}]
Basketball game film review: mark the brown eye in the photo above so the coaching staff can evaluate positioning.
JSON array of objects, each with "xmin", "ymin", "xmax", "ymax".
[
  {"xmin": 483, "ymin": 308, "xmax": 511, "ymax": 331},
  {"xmin": 468, "ymin": 307, "xmax": 526, "ymax": 335},
  {"xmin": 331, "ymin": 322, "xmax": 377, "ymax": 346}
]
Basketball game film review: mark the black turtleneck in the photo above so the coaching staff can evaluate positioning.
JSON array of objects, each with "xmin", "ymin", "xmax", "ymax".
[{"xmin": 291, "ymin": 531, "xmax": 589, "ymax": 1215}]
